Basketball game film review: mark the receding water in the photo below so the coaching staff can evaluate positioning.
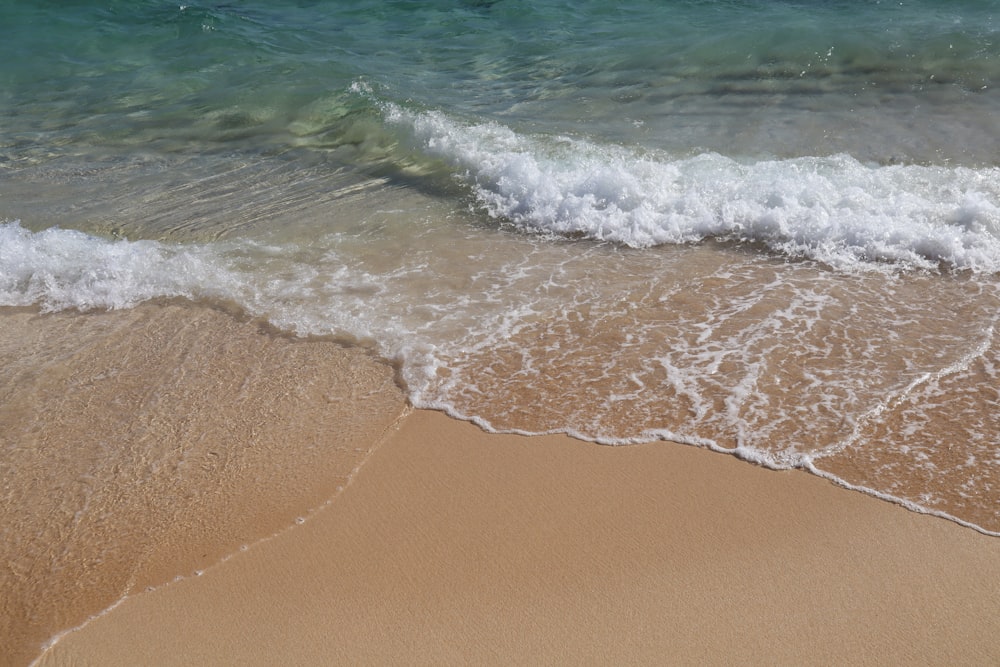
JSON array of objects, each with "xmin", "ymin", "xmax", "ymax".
[{"xmin": 3, "ymin": 0, "xmax": 999, "ymax": 547}]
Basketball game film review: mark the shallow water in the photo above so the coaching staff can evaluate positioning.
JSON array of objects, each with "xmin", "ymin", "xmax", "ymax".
[
  {"xmin": 0, "ymin": 303, "xmax": 407, "ymax": 665},
  {"xmin": 2, "ymin": 0, "xmax": 999, "ymax": 558}
]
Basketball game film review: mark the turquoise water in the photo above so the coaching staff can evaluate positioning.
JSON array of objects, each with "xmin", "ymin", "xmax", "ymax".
[
  {"xmin": 4, "ymin": 0, "xmax": 999, "ymax": 165},
  {"xmin": 3, "ymin": 1, "xmax": 1000, "ymax": 534}
]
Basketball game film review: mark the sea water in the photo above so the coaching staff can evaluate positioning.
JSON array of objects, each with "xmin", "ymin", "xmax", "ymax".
[{"xmin": 2, "ymin": 0, "xmax": 999, "ymax": 534}]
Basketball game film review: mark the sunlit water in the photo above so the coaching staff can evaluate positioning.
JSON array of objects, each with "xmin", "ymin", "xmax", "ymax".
[{"xmin": 3, "ymin": 0, "xmax": 999, "ymax": 536}]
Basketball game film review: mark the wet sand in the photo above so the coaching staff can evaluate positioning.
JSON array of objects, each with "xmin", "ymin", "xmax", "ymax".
[
  {"xmin": 0, "ymin": 303, "xmax": 407, "ymax": 666},
  {"xmin": 4, "ymin": 303, "xmax": 999, "ymax": 666}
]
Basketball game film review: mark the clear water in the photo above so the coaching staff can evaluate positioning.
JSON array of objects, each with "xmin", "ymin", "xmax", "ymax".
[{"xmin": 3, "ymin": 0, "xmax": 1000, "ymax": 534}]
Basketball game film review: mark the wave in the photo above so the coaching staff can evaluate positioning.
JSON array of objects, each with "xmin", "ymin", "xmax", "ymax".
[
  {"xmin": 379, "ymin": 96, "xmax": 1000, "ymax": 272},
  {"xmin": 0, "ymin": 222, "xmax": 242, "ymax": 312},
  {"xmin": 0, "ymin": 219, "xmax": 435, "ymax": 370}
]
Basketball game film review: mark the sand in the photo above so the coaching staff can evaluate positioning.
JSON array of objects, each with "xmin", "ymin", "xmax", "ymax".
[
  {"xmin": 4, "ymin": 303, "xmax": 999, "ymax": 666},
  {"xmin": 35, "ymin": 416, "xmax": 1000, "ymax": 666},
  {"xmin": 0, "ymin": 303, "xmax": 407, "ymax": 666}
]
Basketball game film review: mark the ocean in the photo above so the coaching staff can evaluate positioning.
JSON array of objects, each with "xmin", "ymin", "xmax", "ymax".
[{"xmin": 3, "ymin": 0, "xmax": 999, "ymax": 552}]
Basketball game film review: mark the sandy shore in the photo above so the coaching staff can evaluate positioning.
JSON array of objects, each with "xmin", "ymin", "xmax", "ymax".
[
  {"xmin": 0, "ymin": 303, "xmax": 407, "ymax": 666},
  {"xmin": 4, "ymin": 302, "xmax": 998, "ymax": 666},
  {"xmin": 36, "ymin": 410, "xmax": 1000, "ymax": 666}
]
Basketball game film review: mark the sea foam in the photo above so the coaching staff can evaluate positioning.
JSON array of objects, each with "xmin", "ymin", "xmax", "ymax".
[
  {"xmin": 384, "ymin": 103, "xmax": 1000, "ymax": 272},
  {"xmin": 0, "ymin": 222, "xmax": 240, "ymax": 311}
]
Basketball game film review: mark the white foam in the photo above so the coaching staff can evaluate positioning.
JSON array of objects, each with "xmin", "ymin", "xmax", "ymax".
[
  {"xmin": 384, "ymin": 104, "xmax": 1000, "ymax": 272},
  {"xmin": 0, "ymin": 220, "xmax": 443, "ymax": 384},
  {"xmin": 0, "ymin": 222, "xmax": 241, "ymax": 311}
]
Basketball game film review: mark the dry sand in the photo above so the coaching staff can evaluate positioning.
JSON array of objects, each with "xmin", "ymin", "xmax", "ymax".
[
  {"xmin": 4, "ymin": 303, "xmax": 999, "ymax": 666},
  {"xmin": 36, "ymin": 413, "xmax": 1000, "ymax": 666}
]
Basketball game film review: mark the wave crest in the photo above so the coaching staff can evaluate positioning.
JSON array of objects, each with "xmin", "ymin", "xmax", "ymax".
[{"xmin": 384, "ymin": 103, "xmax": 1000, "ymax": 272}]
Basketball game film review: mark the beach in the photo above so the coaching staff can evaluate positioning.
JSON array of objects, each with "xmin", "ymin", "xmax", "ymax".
[
  {"xmin": 5, "ymin": 303, "xmax": 997, "ymax": 666},
  {"xmin": 0, "ymin": 303, "xmax": 407, "ymax": 666},
  {"xmin": 4, "ymin": 2, "xmax": 1000, "ymax": 664}
]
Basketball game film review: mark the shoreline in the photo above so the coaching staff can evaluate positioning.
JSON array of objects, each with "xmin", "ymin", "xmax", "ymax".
[
  {"xmin": 4, "ymin": 302, "xmax": 999, "ymax": 665},
  {"xmin": 37, "ymin": 409, "xmax": 1000, "ymax": 666}
]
